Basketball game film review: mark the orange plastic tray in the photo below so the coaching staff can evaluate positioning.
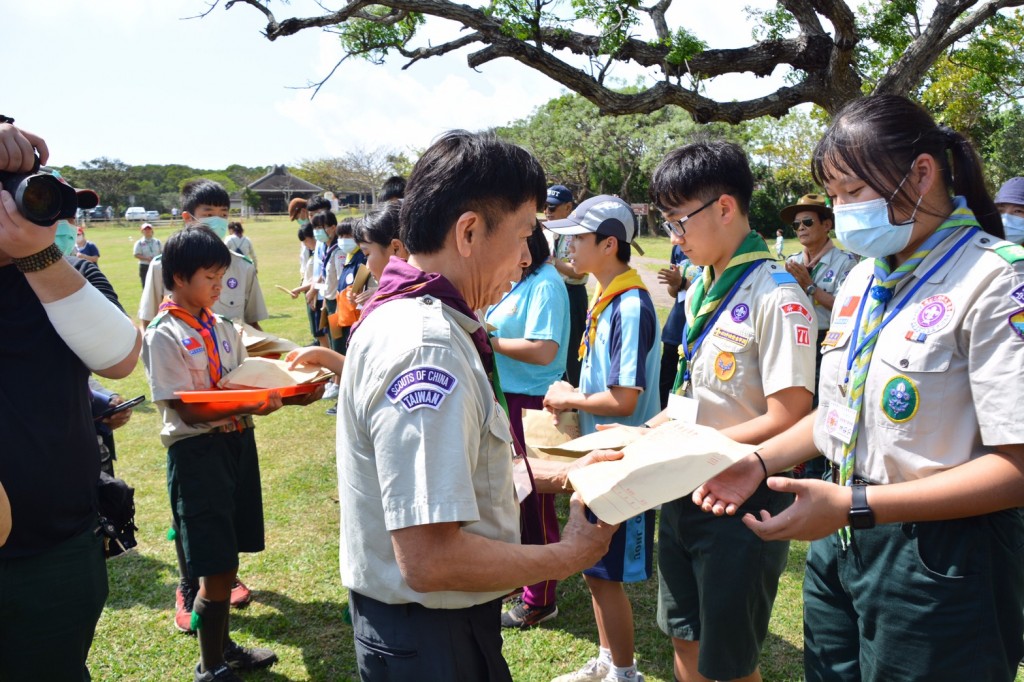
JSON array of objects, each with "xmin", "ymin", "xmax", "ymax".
[{"xmin": 175, "ymin": 382, "xmax": 323, "ymax": 403}]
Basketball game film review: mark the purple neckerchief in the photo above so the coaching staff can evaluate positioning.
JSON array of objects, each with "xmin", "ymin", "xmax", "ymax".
[{"xmin": 351, "ymin": 256, "xmax": 494, "ymax": 372}]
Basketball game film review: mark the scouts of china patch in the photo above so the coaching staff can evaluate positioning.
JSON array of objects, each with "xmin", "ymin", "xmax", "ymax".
[
  {"xmin": 881, "ymin": 375, "xmax": 919, "ymax": 423},
  {"xmin": 1009, "ymin": 309, "xmax": 1024, "ymax": 341},
  {"xmin": 386, "ymin": 365, "xmax": 459, "ymax": 412},
  {"xmin": 910, "ymin": 295, "xmax": 954, "ymax": 336},
  {"xmin": 780, "ymin": 302, "xmax": 812, "ymax": 322},
  {"xmin": 712, "ymin": 327, "xmax": 750, "ymax": 349},
  {"xmin": 714, "ymin": 351, "xmax": 736, "ymax": 381}
]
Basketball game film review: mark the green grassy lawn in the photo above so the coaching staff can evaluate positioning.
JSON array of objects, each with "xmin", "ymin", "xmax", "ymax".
[{"xmin": 77, "ymin": 220, "xmax": 1017, "ymax": 682}]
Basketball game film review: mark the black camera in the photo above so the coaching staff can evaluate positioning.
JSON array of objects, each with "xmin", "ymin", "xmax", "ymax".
[{"xmin": 0, "ymin": 161, "xmax": 98, "ymax": 227}]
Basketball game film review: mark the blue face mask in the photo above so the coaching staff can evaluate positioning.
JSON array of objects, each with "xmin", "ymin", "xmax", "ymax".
[
  {"xmin": 54, "ymin": 220, "xmax": 76, "ymax": 256},
  {"xmin": 313, "ymin": 228, "xmax": 328, "ymax": 243},
  {"xmin": 298, "ymin": 218, "xmax": 310, "ymax": 227},
  {"xmin": 339, "ymin": 237, "xmax": 357, "ymax": 253},
  {"xmin": 1002, "ymin": 213, "xmax": 1024, "ymax": 245},
  {"xmin": 198, "ymin": 216, "xmax": 229, "ymax": 239},
  {"xmin": 833, "ymin": 193, "xmax": 922, "ymax": 259}
]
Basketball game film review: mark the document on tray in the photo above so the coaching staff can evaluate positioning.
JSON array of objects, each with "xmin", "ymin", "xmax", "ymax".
[
  {"xmin": 566, "ymin": 421, "xmax": 756, "ymax": 525},
  {"xmin": 217, "ymin": 357, "xmax": 332, "ymax": 390}
]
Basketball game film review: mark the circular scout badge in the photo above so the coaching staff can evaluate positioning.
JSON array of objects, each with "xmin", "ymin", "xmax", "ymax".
[
  {"xmin": 714, "ymin": 351, "xmax": 736, "ymax": 381},
  {"xmin": 731, "ymin": 304, "xmax": 750, "ymax": 323},
  {"xmin": 222, "ymin": 339, "xmax": 232, "ymax": 354},
  {"xmin": 226, "ymin": 277, "xmax": 239, "ymax": 289},
  {"xmin": 824, "ymin": 269, "xmax": 835, "ymax": 281},
  {"xmin": 910, "ymin": 295, "xmax": 953, "ymax": 335},
  {"xmin": 881, "ymin": 375, "xmax": 919, "ymax": 423}
]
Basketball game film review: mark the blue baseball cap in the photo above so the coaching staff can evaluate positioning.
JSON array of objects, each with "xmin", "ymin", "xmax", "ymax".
[
  {"xmin": 995, "ymin": 177, "xmax": 1024, "ymax": 206},
  {"xmin": 546, "ymin": 185, "xmax": 574, "ymax": 206}
]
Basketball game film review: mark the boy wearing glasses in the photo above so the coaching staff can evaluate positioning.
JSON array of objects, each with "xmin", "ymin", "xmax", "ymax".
[{"xmin": 645, "ymin": 142, "xmax": 816, "ymax": 682}]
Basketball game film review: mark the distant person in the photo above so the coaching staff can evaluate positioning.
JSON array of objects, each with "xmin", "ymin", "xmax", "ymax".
[
  {"xmin": 289, "ymin": 197, "xmax": 310, "ymax": 276},
  {"xmin": 656, "ymin": 243, "xmax": 699, "ymax": 409},
  {"xmin": 133, "ymin": 222, "xmax": 162, "ymax": 286},
  {"xmin": 74, "ymin": 226, "xmax": 100, "ymax": 264},
  {"xmin": 995, "ymin": 176, "xmax": 1024, "ymax": 244},
  {"xmin": 288, "ymin": 223, "xmax": 322, "ymax": 345},
  {"xmin": 774, "ymin": 227, "xmax": 785, "ymax": 258},
  {"xmin": 225, "ymin": 222, "xmax": 256, "ymax": 271},
  {"xmin": 544, "ymin": 184, "xmax": 587, "ymax": 386},
  {"xmin": 378, "ymin": 175, "xmax": 406, "ymax": 203}
]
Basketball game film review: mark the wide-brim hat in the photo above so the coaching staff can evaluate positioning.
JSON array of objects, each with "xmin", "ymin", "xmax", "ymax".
[
  {"xmin": 544, "ymin": 194, "xmax": 644, "ymax": 255},
  {"xmin": 780, "ymin": 193, "xmax": 832, "ymax": 225}
]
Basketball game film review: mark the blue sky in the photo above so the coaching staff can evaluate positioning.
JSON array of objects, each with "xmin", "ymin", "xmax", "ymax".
[{"xmin": 5, "ymin": 0, "xmax": 785, "ymax": 170}]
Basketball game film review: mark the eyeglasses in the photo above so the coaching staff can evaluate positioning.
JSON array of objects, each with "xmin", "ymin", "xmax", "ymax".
[
  {"xmin": 662, "ymin": 198, "xmax": 716, "ymax": 237},
  {"xmin": 792, "ymin": 217, "xmax": 817, "ymax": 229}
]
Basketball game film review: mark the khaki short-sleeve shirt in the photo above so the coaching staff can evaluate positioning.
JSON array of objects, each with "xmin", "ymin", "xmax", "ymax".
[
  {"xmin": 787, "ymin": 243, "xmax": 858, "ymax": 331},
  {"xmin": 687, "ymin": 260, "xmax": 817, "ymax": 429},
  {"xmin": 814, "ymin": 228, "xmax": 1024, "ymax": 483},
  {"xmin": 142, "ymin": 312, "xmax": 246, "ymax": 447},
  {"xmin": 338, "ymin": 296, "xmax": 520, "ymax": 608}
]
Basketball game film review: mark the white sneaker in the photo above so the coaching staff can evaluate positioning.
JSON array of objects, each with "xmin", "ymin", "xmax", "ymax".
[
  {"xmin": 551, "ymin": 658, "xmax": 610, "ymax": 682},
  {"xmin": 321, "ymin": 382, "xmax": 339, "ymax": 400},
  {"xmin": 602, "ymin": 671, "xmax": 644, "ymax": 682}
]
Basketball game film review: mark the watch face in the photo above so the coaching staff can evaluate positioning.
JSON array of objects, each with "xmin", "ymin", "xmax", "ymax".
[{"xmin": 848, "ymin": 509, "xmax": 875, "ymax": 530}]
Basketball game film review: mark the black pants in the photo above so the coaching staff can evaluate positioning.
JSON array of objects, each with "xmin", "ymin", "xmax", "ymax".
[
  {"xmin": 659, "ymin": 342, "xmax": 681, "ymax": 409},
  {"xmin": 564, "ymin": 283, "xmax": 588, "ymax": 387},
  {"xmin": 138, "ymin": 263, "xmax": 149, "ymax": 288},
  {"xmin": 350, "ymin": 591, "xmax": 512, "ymax": 682}
]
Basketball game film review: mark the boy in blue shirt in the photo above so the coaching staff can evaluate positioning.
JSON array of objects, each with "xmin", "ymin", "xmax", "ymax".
[
  {"xmin": 143, "ymin": 226, "xmax": 320, "ymax": 681},
  {"xmin": 544, "ymin": 195, "xmax": 661, "ymax": 682}
]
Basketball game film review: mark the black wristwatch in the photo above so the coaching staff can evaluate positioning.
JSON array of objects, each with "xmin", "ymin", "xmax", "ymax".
[
  {"xmin": 805, "ymin": 283, "xmax": 818, "ymax": 297},
  {"xmin": 848, "ymin": 484, "xmax": 875, "ymax": 530}
]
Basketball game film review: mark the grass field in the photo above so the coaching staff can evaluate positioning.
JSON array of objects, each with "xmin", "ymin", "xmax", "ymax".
[{"xmin": 73, "ymin": 219, "xmax": 1019, "ymax": 682}]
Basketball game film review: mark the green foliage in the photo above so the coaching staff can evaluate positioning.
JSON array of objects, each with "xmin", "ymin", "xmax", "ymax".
[
  {"xmin": 856, "ymin": 0, "xmax": 921, "ymax": 90},
  {"xmin": 337, "ymin": 6, "xmax": 425, "ymax": 64},
  {"xmin": 746, "ymin": 4, "xmax": 797, "ymax": 42},
  {"xmin": 569, "ymin": 0, "xmax": 642, "ymax": 54},
  {"xmin": 663, "ymin": 27, "xmax": 708, "ymax": 68}
]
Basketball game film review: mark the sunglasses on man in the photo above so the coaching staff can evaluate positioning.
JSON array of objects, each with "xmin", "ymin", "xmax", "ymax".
[{"xmin": 792, "ymin": 217, "xmax": 818, "ymax": 229}]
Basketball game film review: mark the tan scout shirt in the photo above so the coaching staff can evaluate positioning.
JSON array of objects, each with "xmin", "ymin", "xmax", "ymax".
[
  {"xmin": 787, "ymin": 243, "xmax": 858, "ymax": 331},
  {"xmin": 814, "ymin": 228, "xmax": 1024, "ymax": 484},
  {"xmin": 139, "ymin": 252, "xmax": 268, "ymax": 325},
  {"xmin": 142, "ymin": 312, "xmax": 247, "ymax": 447},
  {"xmin": 687, "ymin": 260, "xmax": 817, "ymax": 430},
  {"xmin": 338, "ymin": 295, "xmax": 520, "ymax": 608}
]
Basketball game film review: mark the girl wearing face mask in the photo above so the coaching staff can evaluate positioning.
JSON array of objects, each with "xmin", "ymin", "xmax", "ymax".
[
  {"xmin": 694, "ymin": 95, "xmax": 1024, "ymax": 682},
  {"xmin": 994, "ymin": 176, "xmax": 1024, "ymax": 245},
  {"xmin": 326, "ymin": 217, "xmax": 366, "ymax": 357}
]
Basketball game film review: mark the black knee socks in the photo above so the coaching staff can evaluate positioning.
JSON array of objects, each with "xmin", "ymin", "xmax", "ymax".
[{"xmin": 194, "ymin": 596, "xmax": 229, "ymax": 672}]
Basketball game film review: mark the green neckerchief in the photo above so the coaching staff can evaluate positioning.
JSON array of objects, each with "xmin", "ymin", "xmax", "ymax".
[{"xmin": 672, "ymin": 231, "xmax": 774, "ymax": 392}]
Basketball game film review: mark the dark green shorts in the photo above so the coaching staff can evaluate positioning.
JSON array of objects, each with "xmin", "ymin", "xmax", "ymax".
[
  {"xmin": 0, "ymin": 527, "xmax": 107, "ymax": 680},
  {"xmin": 167, "ymin": 428, "xmax": 265, "ymax": 578},
  {"xmin": 657, "ymin": 479, "xmax": 792, "ymax": 680},
  {"xmin": 804, "ymin": 508, "xmax": 1024, "ymax": 682}
]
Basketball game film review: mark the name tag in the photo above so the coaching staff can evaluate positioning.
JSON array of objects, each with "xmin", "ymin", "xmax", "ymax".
[
  {"xmin": 824, "ymin": 401, "xmax": 857, "ymax": 445},
  {"xmin": 667, "ymin": 393, "xmax": 698, "ymax": 424},
  {"xmin": 512, "ymin": 454, "xmax": 533, "ymax": 503}
]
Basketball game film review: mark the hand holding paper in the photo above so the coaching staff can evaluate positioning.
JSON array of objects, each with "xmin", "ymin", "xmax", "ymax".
[{"xmin": 566, "ymin": 421, "xmax": 757, "ymax": 525}]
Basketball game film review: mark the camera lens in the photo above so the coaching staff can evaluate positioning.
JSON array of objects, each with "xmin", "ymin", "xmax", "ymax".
[{"xmin": 19, "ymin": 176, "xmax": 62, "ymax": 223}]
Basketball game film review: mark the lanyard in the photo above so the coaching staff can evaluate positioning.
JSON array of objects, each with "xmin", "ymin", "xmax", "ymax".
[
  {"xmin": 843, "ymin": 227, "xmax": 978, "ymax": 384},
  {"xmin": 680, "ymin": 261, "xmax": 759, "ymax": 382}
]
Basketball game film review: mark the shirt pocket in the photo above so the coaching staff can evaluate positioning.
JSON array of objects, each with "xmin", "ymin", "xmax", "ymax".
[
  {"xmin": 483, "ymin": 403, "xmax": 516, "ymax": 507},
  {"xmin": 874, "ymin": 341, "xmax": 954, "ymax": 431},
  {"xmin": 705, "ymin": 322, "xmax": 754, "ymax": 397},
  {"xmin": 184, "ymin": 343, "xmax": 216, "ymax": 389}
]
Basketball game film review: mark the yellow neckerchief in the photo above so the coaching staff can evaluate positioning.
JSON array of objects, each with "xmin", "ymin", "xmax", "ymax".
[{"xmin": 579, "ymin": 268, "xmax": 647, "ymax": 360}]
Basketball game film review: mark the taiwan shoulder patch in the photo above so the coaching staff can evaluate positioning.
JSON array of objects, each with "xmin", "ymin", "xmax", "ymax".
[{"xmin": 386, "ymin": 365, "xmax": 459, "ymax": 412}]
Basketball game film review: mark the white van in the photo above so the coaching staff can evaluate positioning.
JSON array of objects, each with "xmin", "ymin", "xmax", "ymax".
[{"xmin": 124, "ymin": 207, "xmax": 147, "ymax": 220}]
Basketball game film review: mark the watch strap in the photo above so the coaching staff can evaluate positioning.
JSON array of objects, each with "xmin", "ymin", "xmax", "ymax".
[{"xmin": 13, "ymin": 243, "xmax": 64, "ymax": 273}]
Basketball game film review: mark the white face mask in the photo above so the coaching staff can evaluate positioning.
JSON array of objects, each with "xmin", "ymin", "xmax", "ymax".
[
  {"xmin": 1002, "ymin": 213, "xmax": 1024, "ymax": 245},
  {"xmin": 833, "ymin": 198, "xmax": 916, "ymax": 259},
  {"xmin": 339, "ymin": 238, "xmax": 357, "ymax": 253}
]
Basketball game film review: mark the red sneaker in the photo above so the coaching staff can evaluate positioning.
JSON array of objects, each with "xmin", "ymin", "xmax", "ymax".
[
  {"xmin": 230, "ymin": 578, "xmax": 252, "ymax": 608},
  {"xmin": 174, "ymin": 580, "xmax": 197, "ymax": 634}
]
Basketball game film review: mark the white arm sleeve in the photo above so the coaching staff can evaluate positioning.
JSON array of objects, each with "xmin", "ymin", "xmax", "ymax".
[{"xmin": 41, "ymin": 282, "xmax": 139, "ymax": 371}]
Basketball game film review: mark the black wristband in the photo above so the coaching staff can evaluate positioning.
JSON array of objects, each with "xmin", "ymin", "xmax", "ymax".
[
  {"xmin": 753, "ymin": 450, "xmax": 769, "ymax": 480},
  {"xmin": 13, "ymin": 244, "xmax": 63, "ymax": 273}
]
